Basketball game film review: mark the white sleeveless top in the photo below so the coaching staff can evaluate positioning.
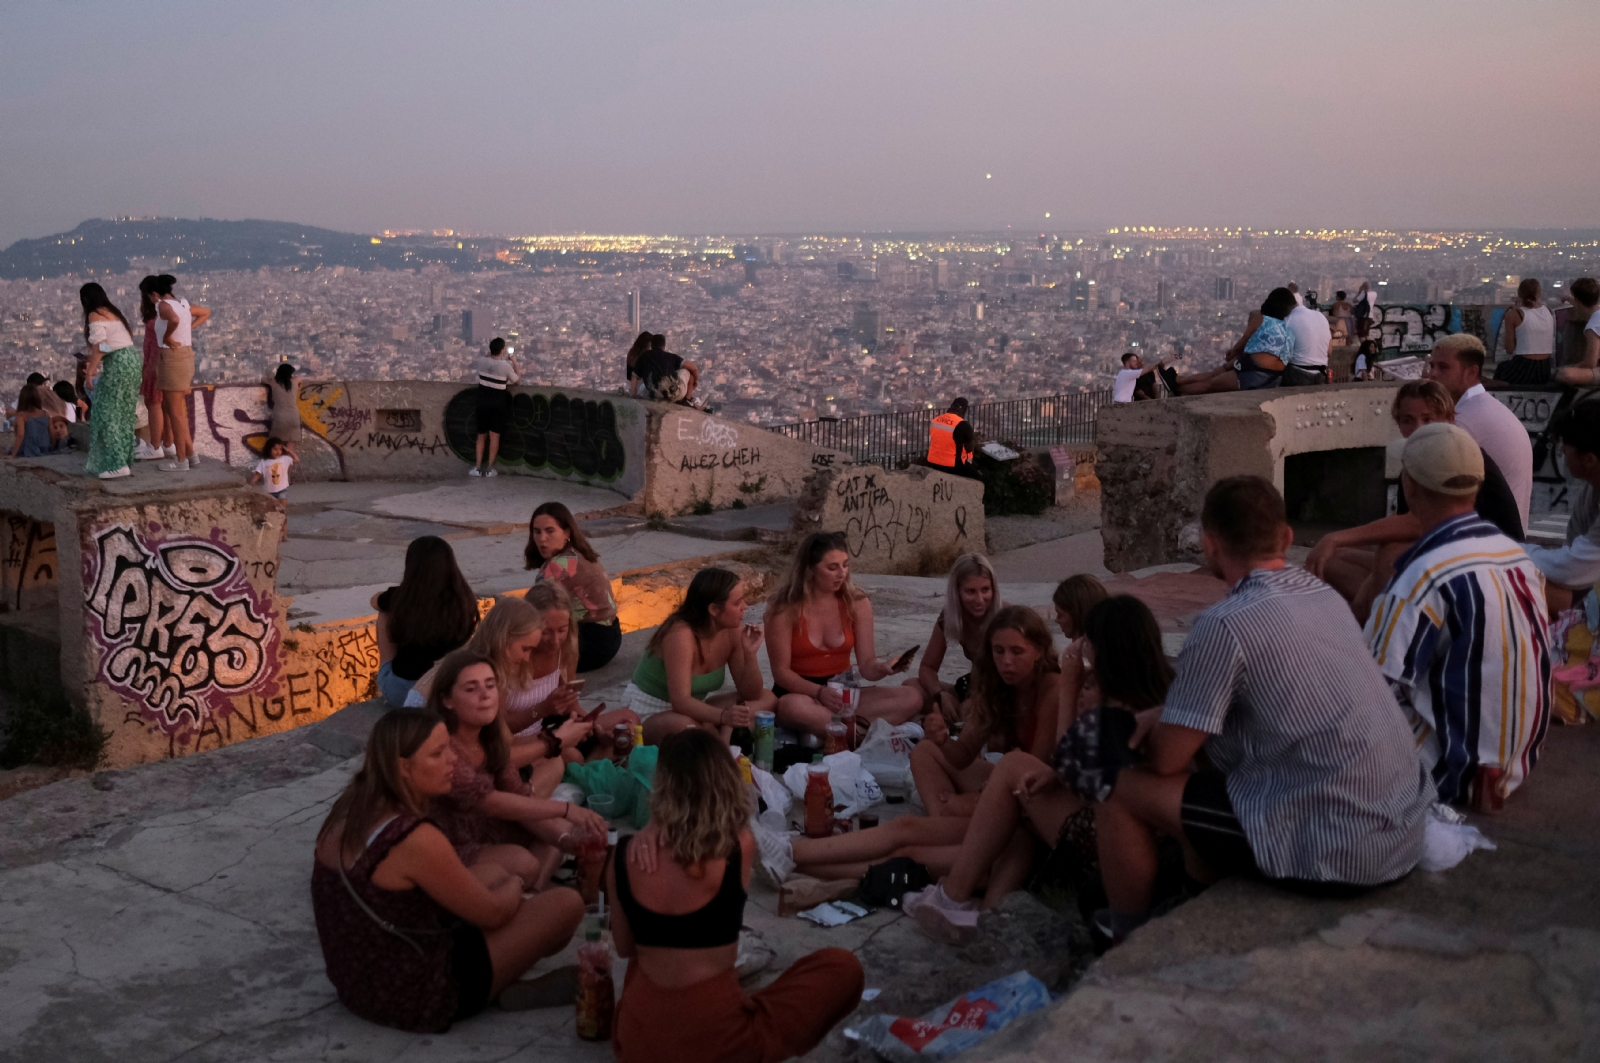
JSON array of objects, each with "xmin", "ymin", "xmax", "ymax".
[
  {"xmin": 88, "ymin": 317, "xmax": 135, "ymax": 353},
  {"xmin": 1512, "ymin": 304, "xmax": 1553, "ymax": 356},
  {"xmin": 509, "ymin": 670, "xmax": 564, "ymax": 736},
  {"xmin": 158, "ymin": 297, "xmax": 193, "ymax": 348}
]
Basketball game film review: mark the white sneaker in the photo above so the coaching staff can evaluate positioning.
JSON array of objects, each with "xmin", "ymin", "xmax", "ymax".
[
  {"xmin": 902, "ymin": 884, "xmax": 980, "ymax": 944},
  {"xmin": 749, "ymin": 814, "xmax": 796, "ymax": 885},
  {"xmin": 160, "ymin": 458, "xmax": 190, "ymax": 472},
  {"xmin": 485, "ymin": 468, "xmax": 498, "ymax": 478},
  {"xmin": 163, "ymin": 444, "xmax": 177, "ymax": 458},
  {"xmin": 96, "ymin": 466, "xmax": 132, "ymax": 480},
  {"xmin": 135, "ymin": 441, "xmax": 163, "ymax": 461},
  {"xmin": 467, "ymin": 467, "xmax": 482, "ymax": 477}
]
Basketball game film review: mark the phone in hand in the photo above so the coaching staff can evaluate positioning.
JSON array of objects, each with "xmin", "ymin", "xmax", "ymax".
[
  {"xmin": 567, "ymin": 678, "xmax": 587, "ymax": 694},
  {"xmin": 892, "ymin": 645, "xmax": 921, "ymax": 671},
  {"xmin": 581, "ymin": 702, "xmax": 606, "ymax": 723}
]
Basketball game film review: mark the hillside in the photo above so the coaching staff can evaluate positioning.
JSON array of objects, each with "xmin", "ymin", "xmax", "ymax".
[{"xmin": 0, "ymin": 218, "xmax": 489, "ymax": 279}]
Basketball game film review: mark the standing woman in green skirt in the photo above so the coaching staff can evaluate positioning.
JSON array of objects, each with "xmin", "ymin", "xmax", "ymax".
[{"xmin": 80, "ymin": 283, "xmax": 140, "ymax": 480}]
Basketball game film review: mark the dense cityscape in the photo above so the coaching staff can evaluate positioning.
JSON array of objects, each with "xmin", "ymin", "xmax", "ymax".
[{"xmin": 3, "ymin": 223, "xmax": 1598, "ymax": 424}]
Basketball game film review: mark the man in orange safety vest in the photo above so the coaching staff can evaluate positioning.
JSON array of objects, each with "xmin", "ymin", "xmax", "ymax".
[{"xmin": 927, "ymin": 397, "xmax": 975, "ymax": 475}]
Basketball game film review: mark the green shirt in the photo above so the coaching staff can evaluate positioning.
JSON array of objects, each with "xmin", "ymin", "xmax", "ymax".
[{"xmin": 630, "ymin": 650, "xmax": 726, "ymax": 701}]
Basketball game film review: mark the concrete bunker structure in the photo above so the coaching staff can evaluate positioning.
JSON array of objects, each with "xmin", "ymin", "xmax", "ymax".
[{"xmin": 0, "ymin": 380, "xmax": 985, "ymax": 769}]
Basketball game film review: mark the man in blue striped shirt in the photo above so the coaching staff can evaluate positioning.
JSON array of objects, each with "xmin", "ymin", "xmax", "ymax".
[
  {"xmin": 1366, "ymin": 423, "xmax": 1551, "ymax": 805},
  {"xmin": 1095, "ymin": 476, "xmax": 1433, "ymax": 944}
]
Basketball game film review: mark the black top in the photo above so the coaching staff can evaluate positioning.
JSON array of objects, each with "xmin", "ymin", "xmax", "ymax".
[
  {"xmin": 1395, "ymin": 446, "xmax": 1524, "ymax": 542},
  {"xmin": 376, "ymin": 587, "xmax": 470, "ymax": 682},
  {"xmin": 629, "ymin": 350, "xmax": 684, "ymax": 387},
  {"xmin": 613, "ymin": 835, "xmax": 745, "ymax": 949}
]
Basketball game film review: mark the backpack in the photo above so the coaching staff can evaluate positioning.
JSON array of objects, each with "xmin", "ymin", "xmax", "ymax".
[{"xmin": 859, "ymin": 856, "xmax": 932, "ymax": 909}]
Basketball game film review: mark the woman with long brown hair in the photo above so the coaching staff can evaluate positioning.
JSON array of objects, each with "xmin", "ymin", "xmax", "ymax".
[
  {"xmin": 903, "ymin": 595, "xmax": 1175, "ymax": 939},
  {"xmin": 609, "ymin": 729, "xmax": 863, "ymax": 1062},
  {"xmin": 374, "ymin": 536, "xmax": 479, "ymax": 706},
  {"xmin": 622, "ymin": 567, "xmax": 776, "ymax": 744},
  {"xmin": 78, "ymin": 282, "xmax": 141, "ymax": 479},
  {"xmin": 311, "ymin": 707, "xmax": 584, "ymax": 1032},
  {"xmin": 524, "ymin": 501, "xmax": 621, "ymax": 672},
  {"xmin": 911, "ymin": 604, "xmax": 1063, "ymax": 816},
  {"xmin": 764, "ymin": 531, "xmax": 921, "ymax": 737}
]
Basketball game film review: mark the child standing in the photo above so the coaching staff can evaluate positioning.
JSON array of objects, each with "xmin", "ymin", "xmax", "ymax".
[{"xmin": 252, "ymin": 437, "xmax": 296, "ymax": 501}]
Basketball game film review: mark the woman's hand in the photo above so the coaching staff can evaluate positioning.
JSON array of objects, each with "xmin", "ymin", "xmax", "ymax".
[
  {"xmin": 720, "ymin": 702, "xmax": 753, "ymax": 729},
  {"xmin": 627, "ymin": 826, "xmax": 660, "ymax": 873},
  {"xmin": 740, "ymin": 622, "xmax": 764, "ymax": 656},
  {"xmin": 923, "ymin": 707, "xmax": 950, "ymax": 745},
  {"xmin": 1129, "ymin": 708, "xmax": 1162, "ymax": 751},
  {"xmin": 538, "ymin": 683, "xmax": 580, "ymax": 719},
  {"xmin": 568, "ymin": 805, "xmax": 608, "ymax": 838},
  {"xmin": 816, "ymin": 684, "xmax": 845, "ymax": 712},
  {"xmin": 552, "ymin": 716, "xmax": 594, "ymax": 751},
  {"xmin": 1014, "ymin": 766, "xmax": 1057, "ymax": 802}
]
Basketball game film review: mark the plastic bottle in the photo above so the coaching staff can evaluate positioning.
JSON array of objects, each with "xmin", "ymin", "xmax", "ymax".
[
  {"xmin": 633, "ymin": 723, "xmax": 645, "ymax": 750},
  {"xmin": 824, "ymin": 715, "xmax": 848, "ymax": 755},
  {"xmin": 752, "ymin": 709, "xmax": 776, "ymax": 771},
  {"xmin": 804, "ymin": 754, "xmax": 834, "ymax": 838},
  {"xmin": 578, "ymin": 829, "xmax": 607, "ymax": 905},
  {"xmin": 575, "ymin": 928, "xmax": 614, "ymax": 1041}
]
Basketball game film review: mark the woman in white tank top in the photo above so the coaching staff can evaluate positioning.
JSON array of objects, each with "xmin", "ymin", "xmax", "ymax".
[
  {"xmin": 153, "ymin": 275, "xmax": 211, "ymax": 472},
  {"xmin": 1494, "ymin": 277, "xmax": 1555, "ymax": 386}
]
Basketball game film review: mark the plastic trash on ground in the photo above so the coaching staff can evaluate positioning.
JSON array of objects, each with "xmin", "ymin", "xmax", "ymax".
[
  {"xmin": 848, "ymin": 971, "xmax": 1051, "ymax": 1061},
  {"xmin": 856, "ymin": 718, "xmax": 924, "ymax": 794},
  {"xmin": 797, "ymin": 900, "xmax": 871, "ymax": 927},
  {"xmin": 751, "ymin": 764, "xmax": 793, "ymax": 817},
  {"xmin": 780, "ymin": 750, "xmax": 881, "ymax": 818},
  {"xmin": 1420, "ymin": 802, "xmax": 1497, "ymax": 872}
]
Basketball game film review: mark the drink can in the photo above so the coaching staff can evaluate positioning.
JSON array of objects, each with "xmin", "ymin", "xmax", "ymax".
[
  {"xmin": 857, "ymin": 812, "xmax": 880, "ymax": 830},
  {"xmin": 753, "ymin": 709, "xmax": 776, "ymax": 770},
  {"xmin": 1470, "ymin": 764, "xmax": 1505, "ymax": 814}
]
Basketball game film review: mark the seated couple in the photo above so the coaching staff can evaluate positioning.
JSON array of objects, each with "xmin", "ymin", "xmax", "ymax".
[{"xmin": 1164, "ymin": 287, "xmax": 1304, "ymax": 394}]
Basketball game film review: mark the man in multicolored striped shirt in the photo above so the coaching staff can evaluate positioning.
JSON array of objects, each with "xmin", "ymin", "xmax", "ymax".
[{"xmin": 1366, "ymin": 422, "xmax": 1551, "ymax": 805}]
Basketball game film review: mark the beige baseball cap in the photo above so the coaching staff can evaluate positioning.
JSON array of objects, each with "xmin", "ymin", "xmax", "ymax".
[{"xmin": 1402, "ymin": 422, "xmax": 1484, "ymax": 496}]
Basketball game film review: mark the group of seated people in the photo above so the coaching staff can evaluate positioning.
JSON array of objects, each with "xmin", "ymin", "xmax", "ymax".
[{"xmin": 313, "ymin": 381, "xmax": 1582, "ymax": 1052}]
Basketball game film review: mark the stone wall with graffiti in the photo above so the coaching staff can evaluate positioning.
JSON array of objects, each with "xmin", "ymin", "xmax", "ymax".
[
  {"xmin": 645, "ymin": 406, "xmax": 849, "ymax": 516},
  {"xmin": 182, "ymin": 380, "xmax": 647, "ymax": 498},
  {"xmin": 1493, "ymin": 388, "xmax": 1574, "ymax": 520},
  {"xmin": 795, "ymin": 463, "xmax": 985, "ymax": 576},
  {"xmin": 2, "ymin": 514, "xmax": 57, "ymax": 613}
]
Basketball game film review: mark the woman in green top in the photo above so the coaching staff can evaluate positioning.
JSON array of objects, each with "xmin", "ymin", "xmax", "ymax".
[{"xmin": 623, "ymin": 568, "xmax": 777, "ymax": 745}]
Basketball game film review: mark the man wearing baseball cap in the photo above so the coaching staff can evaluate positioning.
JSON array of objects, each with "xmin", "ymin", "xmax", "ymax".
[{"xmin": 1366, "ymin": 423, "xmax": 1551, "ymax": 806}]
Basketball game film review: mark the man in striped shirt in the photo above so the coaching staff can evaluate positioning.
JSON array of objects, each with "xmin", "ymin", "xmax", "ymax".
[
  {"xmin": 1366, "ymin": 423, "xmax": 1551, "ymax": 806},
  {"xmin": 1095, "ymin": 476, "xmax": 1433, "ymax": 944}
]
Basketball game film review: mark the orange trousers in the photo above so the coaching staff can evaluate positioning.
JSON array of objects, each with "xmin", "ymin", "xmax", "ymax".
[{"xmin": 613, "ymin": 947, "xmax": 864, "ymax": 1063}]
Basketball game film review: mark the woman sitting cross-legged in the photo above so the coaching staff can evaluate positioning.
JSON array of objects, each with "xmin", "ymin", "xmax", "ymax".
[
  {"xmin": 904, "ymin": 552, "xmax": 1003, "ymax": 719},
  {"xmin": 910, "ymin": 604, "xmax": 1063, "ymax": 818},
  {"xmin": 902, "ymin": 595, "xmax": 1174, "ymax": 940},
  {"xmin": 515, "ymin": 582, "xmax": 638, "ymax": 759},
  {"xmin": 427, "ymin": 649, "xmax": 609, "ymax": 890},
  {"xmin": 622, "ymin": 567, "xmax": 777, "ymax": 745},
  {"xmin": 311, "ymin": 708, "xmax": 585, "ymax": 1033},
  {"xmin": 609, "ymin": 729, "xmax": 864, "ymax": 1063},
  {"xmin": 764, "ymin": 531, "xmax": 923, "ymax": 738}
]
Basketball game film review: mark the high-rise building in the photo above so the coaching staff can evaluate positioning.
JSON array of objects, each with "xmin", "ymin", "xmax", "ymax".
[
  {"xmin": 1215, "ymin": 277, "xmax": 1235, "ymax": 301},
  {"xmin": 1069, "ymin": 279, "xmax": 1092, "ymax": 312},
  {"xmin": 852, "ymin": 303, "xmax": 882, "ymax": 350},
  {"xmin": 461, "ymin": 309, "xmax": 475, "ymax": 344},
  {"xmin": 838, "ymin": 261, "xmax": 856, "ymax": 280},
  {"xmin": 931, "ymin": 258, "xmax": 950, "ymax": 290},
  {"xmin": 627, "ymin": 290, "xmax": 642, "ymax": 332},
  {"xmin": 1156, "ymin": 279, "xmax": 1168, "ymax": 310}
]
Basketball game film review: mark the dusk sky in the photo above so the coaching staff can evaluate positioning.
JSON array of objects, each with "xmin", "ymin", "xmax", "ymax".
[{"xmin": 2, "ymin": 0, "xmax": 1595, "ymax": 247}]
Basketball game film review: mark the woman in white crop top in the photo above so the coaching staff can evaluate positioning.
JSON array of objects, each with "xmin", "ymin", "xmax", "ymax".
[
  {"xmin": 153, "ymin": 274, "xmax": 211, "ymax": 473},
  {"xmin": 79, "ymin": 283, "xmax": 142, "ymax": 480},
  {"xmin": 1494, "ymin": 277, "xmax": 1555, "ymax": 386}
]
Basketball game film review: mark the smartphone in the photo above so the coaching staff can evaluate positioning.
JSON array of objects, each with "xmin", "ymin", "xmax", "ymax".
[
  {"xmin": 567, "ymin": 678, "xmax": 587, "ymax": 694},
  {"xmin": 581, "ymin": 702, "xmax": 606, "ymax": 723},
  {"xmin": 539, "ymin": 713, "xmax": 570, "ymax": 734},
  {"xmin": 892, "ymin": 645, "xmax": 921, "ymax": 671}
]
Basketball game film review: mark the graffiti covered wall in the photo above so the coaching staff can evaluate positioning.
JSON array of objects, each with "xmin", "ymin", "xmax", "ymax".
[
  {"xmin": 182, "ymin": 380, "xmax": 646, "ymax": 498},
  {"xmin": 2, "ymin": 515, "xmax": 56, "ymax": 612},
  {"xmin": 797, "ymin": 463, "xmax": 984, "ymax": 576},
  {"xmin": 646, "ymin": 406, "xmax": 847, "ymax": 516}
]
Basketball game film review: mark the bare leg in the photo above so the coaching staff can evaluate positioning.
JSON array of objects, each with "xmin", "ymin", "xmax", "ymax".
[
  {"xmin": 1093, "ymin": 767, "xmax": 1206, "ymax": 919},
  {"xmin": 526, "ymin": 756, "xmax": 567, "ymax": 798},
  {"xmin": 484, "ymin": 887, "xmax": 586, "ymax": 998},
  {"xmin": 911, "ymin": 739, "xmax": 992, "ymax": 817},
  {"xmin": 1352, "ymin": 540, "xmax": 1410, "ymax": 626},
  {"xmin": 587, "ymin": 707, "xmax": 641, "ymax": 760},
  {"xmin": 855, "ymin": 683, "xmax": 925, "ymax": 726},
  {"xmin": 473, "ymin": 844, "xmax": 543, "ymax": 890},
  {"xmin": 486, "ymin": 430, "xmax": 501, "ymax": 468},
  {"xmin": 147, "ymin": 398, "xmax": 165, "ymax": 449},
  {"xmin": 791, "ymin": 814, "xmax": 971, "ymax": 870},
  {"xmin": 802, "ymin": 844, "xmax": 965, "ymax": 882},
  {"xmin": 775, "ymin": 692, "xmax": 833, "ymax": 737},
  {"xmin": 943, "ymin": 750, "xmax": 1081, "ymax": 903},
  {"xmin": 474, "ymin": 433, "xmax": 486, "ymax": 470},
  {"xmin": 163, "ymin": 390, "xmax": 194, "ymax": 461},
  {"xmin": 642, "ymin": 711, "xmax": 701, "ymax": 745},
  {"xmin": 1321, "ymin": 546, "xmax": 1376, "ymax": 603}
]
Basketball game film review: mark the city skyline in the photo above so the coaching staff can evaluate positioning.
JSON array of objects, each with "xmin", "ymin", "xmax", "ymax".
[{"xmin": 3, "ymin": 1, "xmax": 1596, "ymax": 249}]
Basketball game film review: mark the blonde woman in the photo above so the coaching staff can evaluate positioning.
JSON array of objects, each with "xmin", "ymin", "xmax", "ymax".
[
  {"xmin": 764, "ymin": 531, "xmax": 921, "ymax": 737},
  {"xmin": 905, "ymin": 553, "xmax": 1004, "ymax": 719},
  {"xmin": 610, "ymin": 729, "xmax": 862, "ymax": 1061}
]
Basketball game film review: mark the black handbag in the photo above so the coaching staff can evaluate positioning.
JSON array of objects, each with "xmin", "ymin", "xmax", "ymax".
[{"xmin": 858, "ymin": 857, "xmax": 932, "ymax": 909}]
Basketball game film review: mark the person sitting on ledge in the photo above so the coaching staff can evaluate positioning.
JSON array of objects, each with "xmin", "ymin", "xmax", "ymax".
[
  {"xmin": 901, "ymin": 595, "xmax": 1173, "ymax": 939},
  {"xmin": 1521, "ymin": 401, "xmax": 1600, "ymax": 613},
  {"xmin": 512, "ymin": 582, "xmax": 637, "ymax": 760},
  {"xmin": 622, "ymin": 567, "xmax": 777, "ymax": 744},
  {"xmin": 910, "ymin": 605, "xmax": 1062, "ymax": 821},
  {"xmin": 1164, "ymin": 287, "xmax": 1298, "ymax": 394},
  {"xmin": 1306, "ymin": 379, "xmax": 1523, "ymax": 624},
  {"xmin": 1553, "ymin": 277, "xmax": 1600, "ymax": 387},
  {"xmin": 764, "ymin": 531, "xmax": 922, "ymax": 739},
  {"xmin": 1425, "ymin": 333, "xmax": 1534, "ymax": 530},
  {"xmin": 905, "ymin": 553, "xmax": 1004, "ymax": 722},
  {"xmin": 311, "ymin": 708, "xmax": 585, "ymax": 1033},
  {"xmin": 374, "ymin": 536, "xmax": 479, "ymax": 708},
  {"xmin": 1494, "ymin": 278, "xmax": 1555, "ymax": 387},
  {"xmin": 610, "ymin": 730, "xmax": 864, "ymax": 1063},
  {"xmin": 524, "ymin": 501, "xmax": 622, "ymax": 672},
  {"xmin": 427, "ymin": 649, "xmax": 609, "ymax": 889},
  {"xmin": 1366, "ymin": 423, "xmax": 1551, "ymax": 807},
  {"xmin": 1092, "ymin": 476, "xmax": 1432, "ymax": 946}
]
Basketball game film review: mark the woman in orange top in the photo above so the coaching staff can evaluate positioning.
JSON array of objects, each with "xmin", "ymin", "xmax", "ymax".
[{"xmin": 763, "ymin": 531, "xmax": 923, "ymax": 738}]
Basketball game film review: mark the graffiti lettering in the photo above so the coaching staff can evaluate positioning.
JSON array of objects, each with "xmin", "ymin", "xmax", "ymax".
[
  {"xmin": 378, "ymin": 409, "xmax": 422, "ymax": 432},
  {"xmin": 2, "ymin": 516, "xmax": 56, "ymax": 611},
  {"xmin": 444, "ymin": 389, "xmax": 626, "ymax": 481},
  {"xmin": 933, "ymin": 479, "xmax": 953, "ymax": 503},
  {"xmin": 365, "ymin": 431, "xmax": 449, "ymax": 454},
  {"xmin": 84, "ymin": 525, "xmax": 278, "ymax": 735},
  {"xmin": 811, "ymin": 452, "xmax": 837, "ymax": 467},
  {"xmin": 323, "ymin": 405, "xmax": 373, "ymax": 443},
  {"xmin": 676, "ymin": 415, "xmax": 740, "ymax": 450}
]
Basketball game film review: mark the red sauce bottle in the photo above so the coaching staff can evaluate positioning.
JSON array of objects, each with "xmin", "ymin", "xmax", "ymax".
[{"xmin": 804, "ymin": 755, "xmax": 835, "ymax": 838}]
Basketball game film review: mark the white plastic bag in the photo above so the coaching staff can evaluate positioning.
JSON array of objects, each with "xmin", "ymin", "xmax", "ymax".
[
  {"xmin": 781, "ymin": 751, "xmax": 882, "ymax": 818},
  {"xmin": 856, "ymin": 718, "xmax": 925, "ymax": 793},
  {"xmin": 848, "ymin": 971, "xmax": 1051, "ymax": 1061},
  {"xmin": 1420, "ymin": 802, "xmax": 1497, "ymax": 872},
  {"xmin": 751, "ymin": 765, "xmax": 793, "ymax": 817}
]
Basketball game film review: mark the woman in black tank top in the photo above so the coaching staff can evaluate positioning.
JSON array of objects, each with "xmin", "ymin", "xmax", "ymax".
[{"xmin": 607, "ymin": 730, "xmax": 863, "ymax": 1063}]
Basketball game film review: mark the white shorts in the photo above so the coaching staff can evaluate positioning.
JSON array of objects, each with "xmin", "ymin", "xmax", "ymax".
[{"xmin": 622, "ymin": 682, "xmax": 675, "ymax": 720}]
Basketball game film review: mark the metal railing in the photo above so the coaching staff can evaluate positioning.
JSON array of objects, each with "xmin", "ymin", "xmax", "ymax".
[{"xmin": 768, "ymin": 390, "xmax": 1115, "ymax": 468}]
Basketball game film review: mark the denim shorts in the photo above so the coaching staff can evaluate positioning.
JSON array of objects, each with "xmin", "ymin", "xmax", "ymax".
[{"xmin": 1235, "ymin": 368, "xmax": 1282, "ymax": 391}]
